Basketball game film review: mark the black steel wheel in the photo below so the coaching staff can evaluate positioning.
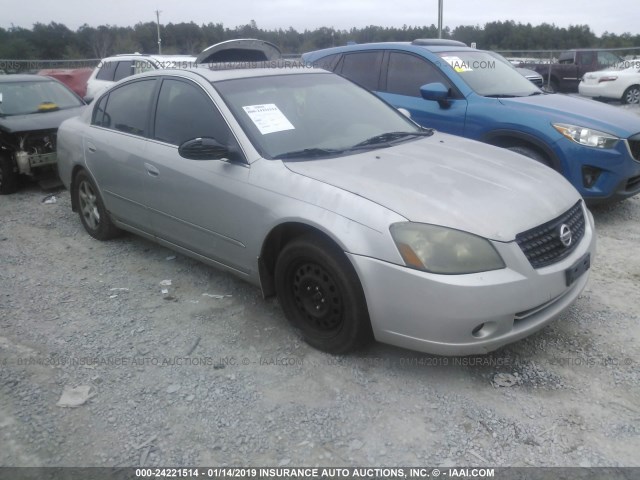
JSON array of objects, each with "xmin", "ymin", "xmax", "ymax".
[
  {"xmin": 275, "ymin": 235, "xmax": 372, "ymax": 353},
  {"xmin": 73, "ymin": 170, "xmax": 121, "ymax": 240}
]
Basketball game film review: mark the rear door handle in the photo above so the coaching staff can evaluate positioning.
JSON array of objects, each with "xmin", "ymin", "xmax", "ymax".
[
  {"xmin": 87, "ymin": 142, "xmax": 97, "ymax": 153},
  {"xmin": 144, "ymin": 163, "xmax": 160, "ymax": 177}
]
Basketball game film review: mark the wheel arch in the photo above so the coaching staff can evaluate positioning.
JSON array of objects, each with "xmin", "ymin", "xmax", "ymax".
[
  {"xmin": 483, "ymin": 130, "xmax": 562, "ymax": 172},
  {"xmin": 69, "ymin": 165, "xmax": 91, "ymax": 212},
  {"xmin": 258, "ymin": 221, "xmax": 351, "ymax": 298}
]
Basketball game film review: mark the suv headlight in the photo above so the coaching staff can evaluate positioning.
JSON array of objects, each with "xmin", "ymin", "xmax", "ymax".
[
  {"xmin": 390, "ymin": 223, "xmax": 505, "ymax": 274},
  {"xmin": 553, "ymin": 123, "xmax": 619, "ymax": 149}
]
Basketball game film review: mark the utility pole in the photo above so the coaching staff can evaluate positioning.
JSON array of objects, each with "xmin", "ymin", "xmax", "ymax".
[
  {"xmin": 438, "ymin": 0, "xmax": 443, "ymax": 38},
  {"xmin": 155, "ymin": 9, "xmax": 162, "ymax": 54},
  {"xmin": 437, "ymin": 0, "xmax": 443, "ymax": 38}
]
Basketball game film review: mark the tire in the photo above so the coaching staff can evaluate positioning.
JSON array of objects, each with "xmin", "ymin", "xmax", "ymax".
[
  {"xmin": 542, "ymin": 79, "xmax": 558, "ymax": 94},
  {"xmin": 275, "ymin": 235, "xmax": 373, "ymax": 354},
  {"xmin": 73, "ymin": 170, "xmax": 121, "ymax": 240},
  {"xmin": 0, "ymin": 154, "xmax": 19, "ymax": 195},
  {"xmin": 622, "ymin": 85, "xmax": 640, "ymax": 105},
  {"xmin": 507, "ymin": 145, "xmax": 553, "ymax": 168}
]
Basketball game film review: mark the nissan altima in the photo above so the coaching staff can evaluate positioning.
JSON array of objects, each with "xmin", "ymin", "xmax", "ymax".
[{"xmin": 56, "ymin": 65, "xmax": 596, "ymax": 355}]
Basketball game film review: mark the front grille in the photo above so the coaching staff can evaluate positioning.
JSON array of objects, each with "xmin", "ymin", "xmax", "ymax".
[
  {"xmin": 628, "ymin": 139, "xmax": 640, "ymax": 161},
  {"xmin": 528, "ymin": 77, "xmax": 543, "ymax": 87},
  {"xmin": 516, "ymin": 201, "xmax": 585, "ymax": 269}
]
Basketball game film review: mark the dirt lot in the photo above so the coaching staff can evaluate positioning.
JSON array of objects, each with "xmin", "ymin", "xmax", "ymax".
[{"xmin": 1, "ymin": 139, "xmax": 640, "ymax": 467}]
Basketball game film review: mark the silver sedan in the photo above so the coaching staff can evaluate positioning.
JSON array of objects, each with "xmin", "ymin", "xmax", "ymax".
[{"xmin": 57, "ymin": 66, "xmax": 596, "ymax": 355}]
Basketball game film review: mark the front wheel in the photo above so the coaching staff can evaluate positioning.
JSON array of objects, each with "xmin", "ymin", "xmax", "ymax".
[
  {"xmin": 275, "ymin": 235, "xmax": 372, "ymax": 354},
  {"xmin": 0, "ymin": 154, "xmax": 19, "ymax": 195},
  {"xmin": 622, "ymin": 85, "xmax": 640, "ymax": 105},
  {"xmin": 73, "ymin": 170, "xmax": 121, "ymax": 240}
]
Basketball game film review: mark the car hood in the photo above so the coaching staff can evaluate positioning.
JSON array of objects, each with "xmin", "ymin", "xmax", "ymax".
[
  {"xmin": 284, "ymin": 134, "xmax": 580, "ymax": 242},
  {"xmin": 0, "ymin": 106, "xmax": 85, "ymax": 134},
  {"xmin": 499, "ymin": 94, "xmax": 640, "ymax": 137}
]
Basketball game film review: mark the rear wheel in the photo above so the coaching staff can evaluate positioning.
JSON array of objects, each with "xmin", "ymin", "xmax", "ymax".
[
  {"xmin": 0, "ymin": 154, "xmax": 19, "ymax": 195},
  {"xmin": 507, "ymin": 145, "xmax": 552, "ymax": 168},
  {"xmin": 622, "ymin": 85, "xmax": 640, "ymax": 105},
  {"xmin": 73, "ymin": 170, "xmax": 121, "ymax": 240},
  {"xmin": 275, "ymin": 235, "xmax": 372, "ymax": 354}
]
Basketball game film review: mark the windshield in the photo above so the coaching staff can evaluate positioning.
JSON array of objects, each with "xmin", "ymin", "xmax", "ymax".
[
  {"xmin": 0, "ymin": 79, "xmax": 83, "ymax": 116},
  {"xmin": 439, "ymin": 51, "xmax": 540, "ymax": 97},
  {"xmin": 214, "ymin": 73, "xmax": 422, "ymax": 159}
]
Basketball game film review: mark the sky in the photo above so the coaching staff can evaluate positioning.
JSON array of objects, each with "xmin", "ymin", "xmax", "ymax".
[{"xmin": 1, "ymin": 0, "xmax": 638, "ymax": 36}]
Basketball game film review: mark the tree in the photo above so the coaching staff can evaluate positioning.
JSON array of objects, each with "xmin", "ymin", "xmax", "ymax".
[
  {"xmin": 31, "ymin": 22, "xmax": 76, "ymax": 59},
  {"xmin": 0, "ymin": 20, "xmax": 638, "ymax": 62}
]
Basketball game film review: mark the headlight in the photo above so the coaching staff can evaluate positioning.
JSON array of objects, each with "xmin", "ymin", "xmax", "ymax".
[
  {"xmin": 598, "ymin": 76, "xmax": 618, "ymax": 83},
  {"xmin": 390, "ymin": 223, "xmax": 505, "ymax": 274},
  {"xmin": 553, "ymin": 123, "xmax": 619, "ymax": 149}
]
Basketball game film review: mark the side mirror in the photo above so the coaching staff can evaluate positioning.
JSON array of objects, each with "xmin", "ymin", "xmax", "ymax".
[
  {"xmin": 420, "ymin": 82, "xmax": 451, "ymax": 108},
  {"xmin": 83, "ymin": 95, "xmax": 94, "ymax": 104},
  {"xmin": 178, "ymin": 137, "xmax": 231, "ymax": 161}
]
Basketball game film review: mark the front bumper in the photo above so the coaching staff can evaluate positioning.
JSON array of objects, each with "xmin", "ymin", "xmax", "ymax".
[
  {"xmin": 349, "ymin": 208, "xmax": 596, "ymax": 356},
  {"xmin": 16, "ymin": 150, "xmax": 57, "ymax": 176},
  {"xmin": 554, "ymin": 137, "xmax": 640, "ymax": 204}
]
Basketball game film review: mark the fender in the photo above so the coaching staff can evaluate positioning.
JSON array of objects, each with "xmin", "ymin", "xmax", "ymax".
[{"xmin": 482, "ymin": 129, "xmax": 563, "ymax": 172}]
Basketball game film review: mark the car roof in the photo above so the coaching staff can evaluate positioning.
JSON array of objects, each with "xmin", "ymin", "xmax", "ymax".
[
  {"xmin": 0, "ymin": 74, "xmax": 57, "ymax": 83},
  {"xmin": 303, "ymin": 41, "xmax": 478, "ymax": 59}
]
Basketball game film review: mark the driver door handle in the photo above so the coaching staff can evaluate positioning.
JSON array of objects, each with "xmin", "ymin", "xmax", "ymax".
[{"xmin": 144, "ymin": 163, "xmax": 160, "ymax": 177}]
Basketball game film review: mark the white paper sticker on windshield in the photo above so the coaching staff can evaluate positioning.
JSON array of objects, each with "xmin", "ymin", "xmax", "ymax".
[
  {"xmin": 441, "ymin": 56, "xmax": 472, "ymax": 72},
  {"xmin": 242, "ymin": 104, "xmax": 295, "ymax": 135}
]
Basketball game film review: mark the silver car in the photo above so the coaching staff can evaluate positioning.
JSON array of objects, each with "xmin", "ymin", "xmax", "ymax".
[{"xmin": 57, "ymin": 66, "xmax": 596, "ymax": 356}]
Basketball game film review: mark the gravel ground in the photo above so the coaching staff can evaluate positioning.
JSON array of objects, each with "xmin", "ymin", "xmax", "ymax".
[{"xmin": 1, "ymin": 106, "xmax": 639, "ymax": 468}]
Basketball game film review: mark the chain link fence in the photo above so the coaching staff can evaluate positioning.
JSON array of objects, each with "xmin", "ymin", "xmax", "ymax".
[
  {"xmin": 0, "ymin": 59, "xmax": 101, "ymax": 74},
  {"xmin": 495, "ymin": 46, "xmax": 640, "ymax": 69}
]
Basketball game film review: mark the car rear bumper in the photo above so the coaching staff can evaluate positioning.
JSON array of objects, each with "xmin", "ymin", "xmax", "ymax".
[
  {"xmin": 348, "ymin": 209, "xmax": 596, "ymax": 356},
  {"xmin": 578, "ymin": 82, "xmax": 625, "ymax": 100}
]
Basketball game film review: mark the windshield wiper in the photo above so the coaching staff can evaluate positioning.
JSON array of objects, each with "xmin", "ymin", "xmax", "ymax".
[
  {"xmin": 349, "ymin": 130, "xmax": 433, "ymax": 150},
  {"xmin": 528, "ymin": 91, "xmax": 543, "ymax": 96},
  {"xmin": 275, "ymin": 147, "xmax": 345, "ymax": 160}
]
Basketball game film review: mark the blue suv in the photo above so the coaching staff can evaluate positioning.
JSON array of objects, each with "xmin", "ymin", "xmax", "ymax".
[{"xmin": 303, "ymin": 40, "xmax": 640, "ymax": 204}]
